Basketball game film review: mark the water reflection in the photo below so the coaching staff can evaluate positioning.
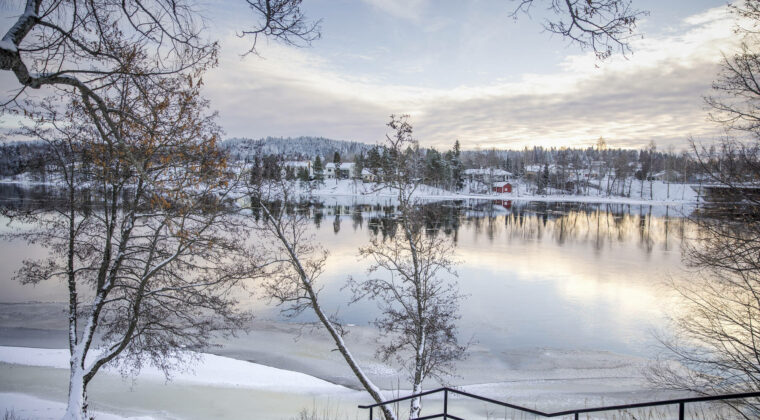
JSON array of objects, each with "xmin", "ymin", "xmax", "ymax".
[{"xmin": 0, "ymin": 186, "xmax": 694, "ymax": 357}]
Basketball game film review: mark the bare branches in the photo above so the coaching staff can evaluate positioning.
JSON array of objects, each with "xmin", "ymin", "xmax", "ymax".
[
  {"xmin": 247, "ymin": 176, "xmax": 397, "ymax": 420},
  {"xmin": 348, "ymin": 116, "xmax": 466, "ymax": 419},
  {"xmin": 511, "ymin": 0, "xmax": 647, "ymax": 60},
  {"xmin": 239, "ymin": 0, "xmax": 322, "ymax": 55},
  {"xmin": 3, "ymin": 70, "xmax": 259, "ymax": 419},
  {"xmin": 650, "ymin": 4, "xmax": 760, "ymax": 412}
]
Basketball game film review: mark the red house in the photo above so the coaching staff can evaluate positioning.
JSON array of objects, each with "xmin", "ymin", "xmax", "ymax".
[{"xmin": 493, "ymin": 182, "xmax": 512, "ymax": 193}]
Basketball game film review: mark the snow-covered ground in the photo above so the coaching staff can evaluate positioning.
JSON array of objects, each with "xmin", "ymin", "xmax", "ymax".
[
  {"xmin": 0, "ymin": 303, "xmax": 691, "ymax": 420},
  {"xmin": 0, "ymin": 393, "xmax": 155, "ymax": 420},
  {"xmin": 0, "ymin": 347, "xmax": 352, "ymax": 394},
  {"xmin": 0, "ymin": 175, "xmax": 701, "ymax": 207},
  {"xmin": 306, "ymin": 179, "xmax": 699, "ymax": 206}
]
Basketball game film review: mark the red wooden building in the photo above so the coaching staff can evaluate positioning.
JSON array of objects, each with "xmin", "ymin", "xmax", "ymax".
[{"xmin": 493, "ymin": 182, "xmax": 512, "ymax": 193}]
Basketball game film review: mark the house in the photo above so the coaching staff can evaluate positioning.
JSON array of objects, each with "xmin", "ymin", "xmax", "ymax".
[
  {"xmin": 464, "ymin": 168, "xmax": 512, "ymax": 183},
  {"xmin": 492, "ymin": 182, "xmax": 512, "ymax": 193},
  {"xmin": 325, "ymin": 162, "xmax": 356, "ymax": 179},
  {"xmin": 361, "ymin": 168, "xmax": 377, "ymax": 182}
]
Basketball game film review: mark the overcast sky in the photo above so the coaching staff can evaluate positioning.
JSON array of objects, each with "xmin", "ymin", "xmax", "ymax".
[
  {"xmin": 0, "ymin": 1, "xmax": 740, "ymax": 151},
  {"xmin": 199, "ymin": 0, "xmax": 738, "ymax": 151}
]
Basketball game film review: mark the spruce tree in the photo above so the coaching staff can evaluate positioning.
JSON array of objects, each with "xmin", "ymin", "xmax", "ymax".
[{"xmin": 314, "ymin": 155, "xmax": 324, "ymax": 183}]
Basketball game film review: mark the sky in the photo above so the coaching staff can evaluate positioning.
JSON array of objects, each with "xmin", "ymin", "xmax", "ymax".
[
  {"xmin": 200, "ymin": 0, "xmax": 738, "ymax": 151},
  {"xmin": 0, "ymin": 0, "xmax": 742, "ymax": 151}
]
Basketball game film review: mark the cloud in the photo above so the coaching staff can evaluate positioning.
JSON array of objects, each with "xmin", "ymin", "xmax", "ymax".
[
  {"xmin": 359, "ymin": 0, "xmax": 430, "ymax": 22},
  {"xmin": 204, "ymin": 4, "xmax": 742, "ymax": 150}
]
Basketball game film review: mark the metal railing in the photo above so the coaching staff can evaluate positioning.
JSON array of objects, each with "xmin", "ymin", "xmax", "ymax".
[{"xmin": 358, "ymin": 387, "xmax": 760, "ymax": 420}]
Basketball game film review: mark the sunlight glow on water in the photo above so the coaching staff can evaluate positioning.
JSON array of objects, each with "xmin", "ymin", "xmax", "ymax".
[{"xmin": 0, "ymin": 187, "xmax": 694, "ymax": 357}]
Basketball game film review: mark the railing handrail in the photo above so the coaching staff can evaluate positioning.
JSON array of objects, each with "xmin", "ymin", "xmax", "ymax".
[{"xmin": 358, "ymin": 387, "xmax": 760, "ymax": 418}]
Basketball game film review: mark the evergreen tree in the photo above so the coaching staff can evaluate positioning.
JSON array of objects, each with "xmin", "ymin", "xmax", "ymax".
[
  {"xmin": 333, "ymin": 151, "xmax": 342, "ymax": 182},
  {"xmin": 297, "ymin": 166, "xmax": 310, "ymax": 182},
  {"xmin": 354, "ymin": 152, "xmax": 364, "ymax": 181},
  {"xmin": 538, "ymin": 163, "xmax": 550, "ymax": 194},
  {"xmin": 451, "ymin": 140, "xmax": 463, "ymax": 190},
  {"xmin": 314, "ymin": 155, "xmax": 324, "ymax": 183}
]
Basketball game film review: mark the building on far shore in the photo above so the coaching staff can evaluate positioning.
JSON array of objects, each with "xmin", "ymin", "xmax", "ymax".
[
  {"xmin": 325, "ymin": 162, "xmax": 356, "ymax": 179},
  {"xmin": 464, "ymin": 168, "xmax": 512, "ymax": 184}
]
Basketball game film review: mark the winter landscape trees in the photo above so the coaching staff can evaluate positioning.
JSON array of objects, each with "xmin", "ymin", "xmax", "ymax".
[
  {"xmin": 3, "ymin": 72, "xmax": 262, "ymax": 419},
  {"xmin": 348, "ymin": 116, "xmax": 467, "ymax": 419},
  {"xmin": 5, "ymin": 0, "xmax": 759, "ymax": 419},
  {"xmin": 646, "ymin": 1, "xmax": 760, "ymax": 416},
  {"xmin": 0, "ymin": 1, "xmax": 321, "ymax": 419}
]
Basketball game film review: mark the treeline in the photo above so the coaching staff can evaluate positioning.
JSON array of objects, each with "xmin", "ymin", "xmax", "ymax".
[
  {"xmin": 0, "ymin": 141, "xmax": 54, "ymax": 179},
  {"xmin": 0, "ymin": 138, "xmax": 724, "ymax": 196},
  {"xmin": 462, "ymin": 141, "xmax": 698, "ymax": 181}
]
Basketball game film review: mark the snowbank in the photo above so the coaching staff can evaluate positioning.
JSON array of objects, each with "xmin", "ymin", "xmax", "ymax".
[
  {"xmin": 0, "ymin": 393, "xmax": 155, "ymax": 420},
  {"xmin": 0, "ymin": 346, "xmax": 351, "ymax": 394}
]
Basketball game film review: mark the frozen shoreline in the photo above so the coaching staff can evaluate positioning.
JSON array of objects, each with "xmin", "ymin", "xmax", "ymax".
[
  {"xmin": 0, "ymin": 302, "xmax": 686, "ymax": 420},
  {"xmin": 305, "ymin": 179, "xmax": 699, "ymax": 206},
  {"xmin": 1, "ymin": 178, "xmax": 700, "ymax": 207}
]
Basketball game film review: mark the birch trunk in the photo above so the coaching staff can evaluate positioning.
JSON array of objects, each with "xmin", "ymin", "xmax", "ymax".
[{"xmin": 63, "ymin": 363, "xmax": 88, "ymax": 420}]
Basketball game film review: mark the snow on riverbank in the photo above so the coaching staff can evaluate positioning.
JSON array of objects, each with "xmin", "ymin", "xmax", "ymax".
[
  {"xmin": 307, "ymin": 179, "xmax": 699, "ymax": 206},
  {"xmin": 0, "ymin": 176, "xmax": 700, "ymax": 207},
  {"xmin": 0, "ymin": 393, "xmax": 156, "ymax": 420},
  {"xmin": 0, "ymin": 346, "xmax": 352, "ymax": 394}
]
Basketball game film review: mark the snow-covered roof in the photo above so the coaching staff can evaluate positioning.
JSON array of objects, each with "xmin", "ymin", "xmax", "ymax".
[
  {"xmin": 463, "ymin": 168, "xmax": 512, "ymax": 176},
  {"xmin": 325, "ymin": 162, "xmax": 355, "ymax": 169},
  {"xmin": 283, "ymin": 161, "xmax": 310, "ymax": 167},
  {"xmin": 493, "ymin": 181, "xmax": 511, "ymax": 186}
]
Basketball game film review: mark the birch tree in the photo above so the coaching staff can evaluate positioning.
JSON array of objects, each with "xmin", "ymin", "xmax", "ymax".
[
  {"xmin": 349, "ymin": 115, "xmax": 467, "ymax": 419},
  {"xmin": 248, "ymin": 175, "xmax": 398, "ymax": 420},
  {"xmin": 4, "ymin": 74, "xmax": 258, "ymax": 420}
]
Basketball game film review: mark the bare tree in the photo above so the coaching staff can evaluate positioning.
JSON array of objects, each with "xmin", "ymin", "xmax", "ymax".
[
  {"xmin": 349, "ymin": 115, "xmax": 467, "ymax": 419},
  {"xmin": 510, "ymin": 0, "xmax": 647, "ymax": 60},
  {"xmin": 248, "ymin": 174, "xmax": 398, "ymax": 420},
  {"xmin": 0, "ymin": 0, "xmax": 320, "ymax": 182},
  {"xmin": 3, "ymin": 74, "xmax": 258, "ymax": 420},
  {"xmin": 648, "ymin": 2, "xmax": 760, "ymax": 417},
  {"xmin": 0, "ymin": 0, "xmax": 320, "ymax": 95}
]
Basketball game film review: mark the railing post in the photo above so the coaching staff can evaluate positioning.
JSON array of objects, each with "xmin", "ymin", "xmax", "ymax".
[
  {"xmin": 574, "ymin": 412, "xmax": 579, "ymax": 420},
  {"xmin": 444, "ymin": 388, "xmax": 448, "ymax": 420},
  {"xmin": 369, "ymin": 407, "xmax": 373, "ymax": 420},
  {"xmin": 678, "ymin": 402, "xmax": 684, "ymax": 420}
]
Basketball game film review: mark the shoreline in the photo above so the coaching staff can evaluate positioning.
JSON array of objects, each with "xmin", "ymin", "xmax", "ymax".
[
  {"xmin": 0, "ymin": 302, "xmax": 681, "ymax": 420},
  {"xmin": 0, "ymin": 179, "xmax": 700, "ymax": 207}
]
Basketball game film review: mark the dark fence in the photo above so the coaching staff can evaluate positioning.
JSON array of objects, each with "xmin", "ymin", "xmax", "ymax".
[{"xmin": 358, "ymin": 387, "xmax": 760, "ymax": 420}]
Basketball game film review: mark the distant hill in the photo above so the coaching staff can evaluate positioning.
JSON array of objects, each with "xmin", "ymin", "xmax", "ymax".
[{"xmin": 223, "ymin": 136, "xmax": 375, "ymax": 161}]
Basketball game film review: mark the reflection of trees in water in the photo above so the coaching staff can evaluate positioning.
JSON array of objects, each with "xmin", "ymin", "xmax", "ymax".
[
  {"xmin": 303, "ymin": 199, "xmax": 694, "ymax": 253},
  {"xmin": 0, "ymin": 186, "xmax": 693, "ymax": 252}
]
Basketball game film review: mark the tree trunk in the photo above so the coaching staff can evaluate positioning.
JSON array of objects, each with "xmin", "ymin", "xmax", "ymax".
[{"xmin": 63, "ymin": 366, "xmax": 88, "ymax": 420}]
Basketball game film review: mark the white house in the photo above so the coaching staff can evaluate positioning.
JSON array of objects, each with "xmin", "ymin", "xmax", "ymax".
[
  {"xmin": 361, "ymin": 168, "xmax": 377, "ymax": 182},
  {"xmin": 325, "ymin": 162, "xmax": 356, "ymax": 179}
]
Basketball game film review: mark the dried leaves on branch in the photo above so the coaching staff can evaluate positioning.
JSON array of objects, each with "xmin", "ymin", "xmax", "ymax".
[{"xmin": 4, "ymin": 74, "xmax": 258, "ymax": 420}]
